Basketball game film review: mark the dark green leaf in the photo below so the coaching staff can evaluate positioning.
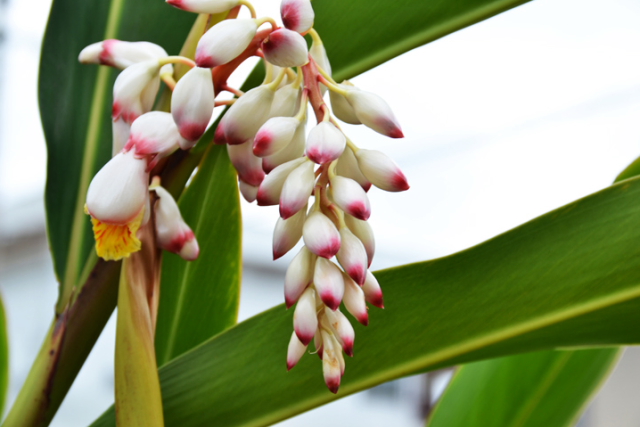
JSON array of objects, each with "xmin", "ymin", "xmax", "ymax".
[{"xmin": 0, "ymin": 296, "xmax": 8, "ymax": 416}]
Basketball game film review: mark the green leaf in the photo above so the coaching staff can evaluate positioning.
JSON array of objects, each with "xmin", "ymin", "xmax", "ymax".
[
  {"xmin": 155, "ymin": 144, "xmax": 242, "ymax": 366},
  {"xmin": 0, "ymin": 296, "xmax": 8, "ymax": 416},
  {"xmin": 92, "ymin": 175, "xmax": 640, "ymax": 427},
  {"xmin": 40, "ymin": 0, "xmax": 196, "ymax": 311},
  {"xmin": 427, "ymin": 349, "xmax": 621, "ymax": 427}
]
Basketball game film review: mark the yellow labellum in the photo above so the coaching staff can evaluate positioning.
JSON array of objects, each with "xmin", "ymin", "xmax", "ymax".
[{"xmin": 88, "ymin": 208, "xmax": 144, "ymax": 261}]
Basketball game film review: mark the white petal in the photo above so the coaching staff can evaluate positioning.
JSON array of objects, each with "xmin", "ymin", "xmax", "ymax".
[
  {"xmin": 256, "ymin": 157, "xmax": 306, "ymax": 206},
  {"xmin": 253, "ymin": 117, "xmax": 300, "ymax": 157},
  {"xmin": 313, "ymin": 258, "xmax": 344, "ymax": 310},
  {"xmin": 195, "ymin": 19, "xmax": 258, "ymax": 68},
  {"xmin": 281, "ymin": 0, "xmax": 314, "ymax": 34},
  {"xmin": 336, "ymin": 227, "xmax": 368, "ymax": 286},
  {"xmin": 273, "ymin": 205, "xmax": 306, "ymax": 260},
  {"xmin": 113, "ymin": 60, "xmax": 160, "ymax": 123},
  {"xmin": 286, "ymin": 331, "xmax": 307, "ymax": 370},
  {"xmin": 323, "ymin": 308, "xmax": 355, "ymax": 356},
  {"xmin": 262, "ymin": 28, "xmax": 309, "ymax": 68},
  {"xmin": 238, "ymin": 179, "xmax": 259, "ymax": 203},
  {"xmin": 172, "ymin": 67, "xmax": 215, "ymax": 143},
  {"xmin": 293, "ymin": 287, "xmax": 318, "ymax": 345},
  {"xmin": 284, "ymin": 246, "xmax": 316, "ymax": 307},
  {"xmin": 305, "ymin": 122, "xmax": 345, "ymax": 165},
  {"xmin": 227, "ymin": 139, "xmax": 265, "ymax": 187},
  {"xmin": 330, "ymin": 175, "xmax": 371, "ymax": 220},
  {"xmin": 354, "ymin": 149, "xmax": 409, "ymax": 192},
  {"xmin": 344, "ymin": 214, "xmax": 375, "ymax": 266},
  {"xmin": 303, "ymin": 211, "xmax": 341, "ymax": 259},
  {"xmin": 262, "ymin": 122, "xmax": 306, "ymax": 173},
  {"xmin": 279, "ymin": 160, "xmax": 315, "ymax": 219},
  {"xmin": 345, "ymin": 90, "xmax": 403, "ymax": 138},
  {"xmin": 154, "ymin": 186, "xmax": 199, "ymax": 260},
  {"xmin": 269, "ymin": 82, "xmax": 301, "ymax": 118},
  {"xmin": 343, "ymin": 273, "xmax": 368, "ymax": 325},
  {"xmin": 321, "ymin": 331, "xmax": 342, "ymax": 393},
  {"xmin": 222, "ymin": 85, "xmax": 275, "ymax": 145},
  {"xmin": 126, "ymin": 111, "xmax": 184, "ymax": 159},
  {"xmin": 330, "ymin": 82, "xmax": 360, "ymax": 124},
  {"xmin": 336, "ymin": 146, "xmax": 370, "ymax": 191},
  {"xmin": 112, "ymin": 119, "xmax": 131, "ymax": 157},
  {"xmin": 362, "ymin": 270, "xmax": 384, "ymax": 308}
]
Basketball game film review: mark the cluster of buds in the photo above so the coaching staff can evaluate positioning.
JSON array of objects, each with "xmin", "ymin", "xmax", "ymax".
[{"xmin": 79, "ymin": 0, "xmax": 408, "ymax": 393}]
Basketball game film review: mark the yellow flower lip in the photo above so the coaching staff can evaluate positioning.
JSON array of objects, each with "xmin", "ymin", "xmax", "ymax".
[{"xmin": 89, "ymin": 208, "xmax": 145, "ymax": 261}]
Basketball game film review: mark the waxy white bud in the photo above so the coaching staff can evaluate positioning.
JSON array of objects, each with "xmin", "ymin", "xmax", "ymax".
[
  {"xmin": 79, "ymin": 40, "xmax": 172, "ymax": 75},
  {"xmin": 227, "ymin": 140, "xmax": 265, "ymax": 187},
  {"xmin": 313, "ymin": 258, "xmax": 344, "ymax": 310},
  {"xmin": 305, "ymin": 122, "xmax": 346, "ymax": 165},
  {"xmin": 273, "ymin": 205, "xmax": 306, "ymax": 260},
  {"xmin": 284, "ymin": 246, "xmax": 315, "ymax": 308},
  {"xmin": 262, "ymin": 123, "xmax": 305, "ymax": 173},
  {"xmin": 314, "ymin": 328, "xmax": 324, "ymax": 358},
  {"xmin": 310, "ymin": 39, "xmax": 331, "ymax": 76},
  {"xmin": 269, "ymin": 82, "xmax": 301, "ymax": 118},
  {"xmin": 345, "ymin": 90, "xmax": 404, "ymax": 138},
  {"xmin": 279, "ymin": 160, "xmax": 315, "ymax": 219},
  {"xmin": 257, "ymin": 158, "xmax": 306, "ymax": 206},
  {"xmin": 86, "ymin": 150, "xmax": 149, "ymax": 224},
  {"xmin": 293, "ymin": 288, "xmax": 317, "ymax": 345},
  {"xmin": 112, "ymin": 119, "xmax": 131, "ymax": 156},
  {"xmin": 330, "ymin": 175, "xmax": 371, "ymax": 221},
  {"xmin": 262, "ymin": 28, "xmax": 309, "ymax": 68},
  {"xmin": 344, "ymin": 214, "xmax": 375, "ymax": 266},
  {"xmin": 195, "ymin": 19, "xmax": 258, "ymax": 68},
  {"xmin": 321, "ymin": 331, "xmax": 342, "ymax": 393},
  {"xmin": 330, "ymin": 82, "xmax": 360, "ymax": 125},
  {"xmin": 281, "ymin": 0, "xmax": 314, "ymax": 34},
  {"xmin": 336, "ymin": 146, "xmax": 370, "ymax": 191},
  {"xmin": 171, "ymin": 66, "xmax": 215, "ymax": 144},
  {"xmin": 167, "ymin": 0, "xmax": 241, "ymax": 14},
  {"xmin": 362, "ymin": 270, "xmax": 384, "ymax": 309},
  {"xmin": 154, "ymin": 186, "xmax": 199, "ymax": 260},
  {"xmin": 125, "ymin": 112, "xmax": 185, "ymax": 165},
  {"xmin": 323, "ymin": 308, "xmax": 355, "ymax": 357},
  {"xmin": 336, "ymin": 228, "xmax": 368, "ymax": 286},
  {"xmin": 239, "ymin": 179, "xmax": 259, "ymax": 203},
  {"xmin": 354, "ymin": 149, "xmax": 409, "ymax": 192},
  {"xmin": 253, "ymin": 117, "xmax": 300, "ymax": 157},
  {"xmin": 221, "ymin": 85, "xmax": 275, "ymax": 145},
  {"xmin": 286, "ymin": 331, "xmax": 307, "ymax": 370},
  {"xmin": 343, "ymin": 274, "xmax": 369, "ymax": 325},
  {"xmin": 112, "ymin": 60, "xmax": 160, "ymax": 123},
  {"xmin": 303, "ymin": 211, "xmax": 341, "ymax": 259}
]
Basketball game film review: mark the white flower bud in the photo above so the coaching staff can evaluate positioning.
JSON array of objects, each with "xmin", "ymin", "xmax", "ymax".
[
  {"xmin": 313, "ymin": 258, "xmax": 344, "ymax": 310},
  {"xmin": 303, "ymin": 211, "xmax": 341, "ymax": 259},
  {"xmin": 238, "ymin": 179, "xmax": 259, "ymax": 203},
  {"xmin": 330, "ymin": 175, "xmax": 371, "ymax": 221},
  {"xmin": 343, "ymin": 273, "xmax": 369, "ymax": 325},
  {"xmin": 323, "ymin": 308, "xmax": 355, "ymax": 356},
  {"xmin": 86, "ymin": 150, "xmax": 149, "ymax": 224},
  {"xmin": 286, "ymin": 331, "xmax": 307, "ymax": 371},
  {"xmin": 344, "ymin": 214, "xmax": 375, "ymax": 266},
  {"xmin": 125, "ymin": 112, "xmax": 184, "ymax": 164},
  {"xmin": 262, "ymin": 28, "xmax": 309, "ymax": 68},
  {"xmin": 112, "ymin": 119, "xmax": 131, "ymax": 156},
  {"xmin": 256, "ymin": 157, "xmax": 306, "ymax": 206},
  {"xmin": 253, "ymin": 117, "xmax": 300, "ymax": 157},
  {"xmin": 79, "ymin": 39, "xmax": 172, "ymax": 75},
  {"xmin": 112, "ymin": 60, "xmax": 160, "ymax": 124},
  {"xmin": 336, "ymin": 227, "xmax": 367, "ymax": 286},
  {"xmin": 362, "ymin": 270, "xmax": 384, "ymax": 309},
  {"xmin": 279, "ymin": 160, "xmax": 315, "ymax": 219},
  {"xmin": 221, "ymin": 85, "xmax": 275, "ymax": 145},
  {"xmin": 154, "ymin": 186, "xmax": 199, "ymax": 260},
  {"xmin": 166, "ymin": 0, "xmax": 241, "ymax": 14},
  {"xmin": 281, "ymin": 0, "xmax": 314, "ymax": 34},
  {"xmin": 262, "ymin": 122, "xmax": 305, "ymax": 173},
  {"xmin": 354, "ymin": 149, "xmax": 409, "ymax": 192},
  {"xmin": 195, "ymin": 19, "xmax": 258, "ymax": 68},
  {"xmin": 227, "ymin": 139, "xmax": 265, "ymax": 187},
  {"xmin": 284, "ymin": 246, "xmax": 315, "ymax": 308},
  {"xmin": 293, "ymin": 287, "xmax": 317, "ymax": 345},
  {"xmin": 273, "ymin": 205, "xmax": 306, "ymax": 260},
  {"xmin": 310, "ymin": 39, "xmax": 331, "ymax": 76},
  {"xmin": 305, "ymin": 122, "xmax": 346, "ymax": 165},
  {"xmin": 171, "ymin": 67, "xmax": 215, "ymax": 144},
  {"xmin": 330, "ymin": 81, "xmax": 360, "ymax": 125},
  {"xmin": 345, "ymin": 90, "xmax": 403, "ymax": 138},
  {"xmin": 269, "ymin": 82, "xmax": 301, "ymax": 118},
  {"xmin": 336, "ymin": 146, "xmax": 370, "ymax": 191},
  {"xmin": 321, "ymin": 331, "xmax": 342, "ymax": 393},
  {"xmin": 314, "ymin": 328, "xmax": 324, "ymax": 358}
]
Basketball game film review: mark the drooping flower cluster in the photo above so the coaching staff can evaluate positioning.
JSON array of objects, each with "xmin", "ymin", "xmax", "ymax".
[{"xmin": 80, "ymin": 0, "xmax": 408, "ymax": 393}]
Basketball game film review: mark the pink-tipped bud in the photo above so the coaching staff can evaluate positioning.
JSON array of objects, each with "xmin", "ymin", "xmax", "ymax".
[
  {"xmin": 303, "ymin": 211, "xmax": 341, "ymax": 259},
  {"xmin": 362, "ymin": 270, "xmax": 384, "ymax": 308},
  {"xmin": 112, "ymin": 119, "xmax": 131, "ymax": 156},
  {"xmin": 79, "ymin": 40, "xmax": 172, "ymax": 75},
  {"xmin": 214, "ymin": 121, "xmax": 227, "ymax": 144},
  {"xmin": 344, "ymin": 214, "xmax": 375, "ymax": 267},
  {"xmin": 354, "ymin": 149, "xmax": 409, "ymax": 192},
  {"xmin": 167, "ymin": 0, "xmax": 241, "ymax": 13},
  {"xmin": 125, "ymin": 112, "xmax": 185, "ymax": 165},
  {"xmin": 171, "ymin": 67, "xmax": 214, "ymax": 144},
  {"xmin": 305, "ymin": 122, "xmax": 346, "ymax": 165},
  {"xmin": 112, "ymin": 60, "xmax": 160, "ymax": 124},
  {"xmin": 286, "ymin": 331, "xmax": 307, "ymax": 370},
  {"xmin": 329, "ymin": 81, "xmax": 361, "ymax": 125},
  {"xmin": 279, "ymin": 160, "xmax": 315, "ymax": 219},
  {"xmin": 269, "ymin": 82, "xmax": 301, "ymax": 118},
  {"xmin": 273, "ymin": 205, "xmax": 306, "ymax": 260},
  {"xmin": 280, "ymin": 0, "xmax": 314, "ymax": 34},
  {"xmin": 336, "ymin": 146, "xmax": 370, "ymax": 192},
  {"xmin": 195, "ymin": 19, "xmax": 258, "ymax": 68},
  {"xmin": 227, "ymin": 140, "xmax": 265, "ymax": 187},
  {"xmin": 313, "ymin": 258, "xmax": 344, "ymax": 310},
  {"xmin": 321, "ymin": 331, "xmax": 342, "ymax": 393},
  {"xmin": 253, "ymin": 117, "xmax": 300, "ymax": 157},
  {"xmin": 336, "ymin": 228, "xmax": 367, "ymax": 286},
  {"xmin": 344, "ymin": 90, "xmax": 403, "ymax": 138},
  {"xmin": 154, "ymin": 186, "xmax": 200, "ymax": 260},
  {"xmin": 343, "ymin": 274, "xmax": 369, "ymax": 325},
  {"xmin": 238, "ymin": 179, "xmax": 259, "ymax": 203},
  {"xmin": 284, "ymin": 246, "xmax": 316, "ymax": 308},
  {"xmin": 262, "ymin": 28, "xmax": 309, "ymax": 68},
  {"xmin": 222, "ymin": 85, "xmax": 275, "ymax": 145},
  {"xmin": 330, "ymin": 176, "xmax": 371, "ymax": 221},
  {"xmin": 293, "ymin": 288, "xmax": 318, "ymax": 345},
  {"xmin": 262, "ymin": 123, "xmax": 305, "ymax": 173},
  {"xmin": 256, "ymin": 157, "xmax": 306, "ymax": 206},
  {"xmin": 86, "ymin": 150, "xmax": 149, "ymax": 224},
  {"xmin": 323, "ymin": 309, "xmax": 355, "ymax": 357}
]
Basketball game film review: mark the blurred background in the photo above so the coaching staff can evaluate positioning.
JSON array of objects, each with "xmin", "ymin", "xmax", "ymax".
[{"xmin": 1, "ymin": 0, "xmax": 640, "ymax": 425}]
